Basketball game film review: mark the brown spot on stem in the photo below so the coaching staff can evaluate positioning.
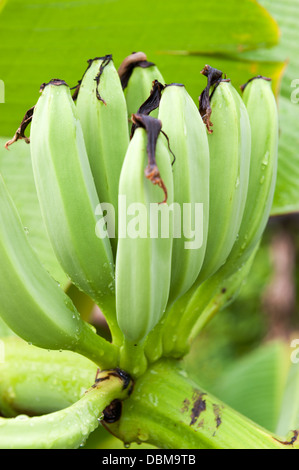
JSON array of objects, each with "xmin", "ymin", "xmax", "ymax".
[
  {"xmin": 103, "ymin": 399, "xmax": 122, "ymax": 423},
  {"xmin": 197, "ymin": 419, "xmax": 205, "ymax": 429},
  {"xmin": 212, "ymin": 404, "xmax": 223, "ymax": 429},
  {"xmin": 181, "ymin": 398, "xmax": 190, "ymax": 413},
  {"xmin": 190, "ymin": 391, "xmax": 206, "ymax": 426}
]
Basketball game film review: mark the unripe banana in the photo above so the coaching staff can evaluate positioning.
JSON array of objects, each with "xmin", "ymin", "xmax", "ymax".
[
  {"xmin": 196, "ymin": 74, "xmax": 251, "ymax": 284},
  {"xmin": 157, "ymin": 84, "xmax": 209, "ymax": 303},
  {"xmin": 118, "ymin": 52, "xmax": 165, "ymax": 122},
  {"xmin": 29, "ymin": 80, "xmax": 117, "ymax": 334},
  {"xmin": 0, "ymin": 173, "xmax": 117, "ymax": 367},
  {"xmin": 115, "ymin": 114, "xmax": 174, "ymax": 343},
  {"xmin": 164, "ymin": 76, "xmax": 278, "ymax": 357},
  {"xmin": 238, "ymin": 76, "xmax": 278, "ymax": 256},
  {"xmin": 0, "ymin": 367, "xmax": 132, "ymax": 449},
  {"xmin": 204, "ymin": 76, "xmax": 278, "ymax": 273},
  {"xmin": 76, "ymin": 55, "xmax": 130, "ymax": 252}
]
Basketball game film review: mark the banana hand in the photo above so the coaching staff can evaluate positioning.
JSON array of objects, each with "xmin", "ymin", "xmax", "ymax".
[{"xmin": 116, "ymin": 114, "xmax": 174, "ymax": 344}]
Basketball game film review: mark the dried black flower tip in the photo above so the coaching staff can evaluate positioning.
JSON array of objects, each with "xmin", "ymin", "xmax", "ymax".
[
  {"xmin": 198, "ymin": 65, "xmax": 225, "ymax": 133},
  {"xmin": 240, "ymin": 75, "xmax": 272, "ymax": 93}
]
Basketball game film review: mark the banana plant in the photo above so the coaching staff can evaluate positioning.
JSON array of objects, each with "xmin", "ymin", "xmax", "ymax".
[{"xmin": 0, "ymin": 44, "xmax": 298, "ymax": 450}]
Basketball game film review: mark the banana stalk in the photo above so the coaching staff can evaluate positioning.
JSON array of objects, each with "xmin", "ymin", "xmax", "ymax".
[{"xmin": 105, "ymin": 359, "xmax": 296, "ymax": 449}]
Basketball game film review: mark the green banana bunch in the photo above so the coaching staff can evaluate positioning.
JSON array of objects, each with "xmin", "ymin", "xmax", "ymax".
[
  {"xmin": 165, "ymin": 75, "xmax": 279, "ymax": 357},
  {"xmin": 157, "ymin": 84, "xmax": 210, "ymax": 303},
  {"xmin": 118, "ymin": 52, "xmax": 165, "ymax": 122},
  {"xmin": 115, "ymin": 114, "xmax": 174, "ymax": 344},
  {"xmin": 0, "ymin": 173, "xmax": 117, "ymax": 367},
  {"xmin": 196, "ymin": 73, "xmax": 251, "ymax": 284},
  {"xmin": 76, "ymin": 55, "xmax": 129, "ymax": 252},
  {"xmin": 30, "ymin": 80, "xmax": 117, "ymax": 333}
]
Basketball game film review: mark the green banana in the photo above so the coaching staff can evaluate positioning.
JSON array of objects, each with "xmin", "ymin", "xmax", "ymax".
[
  {"xmin": 0, "ymin": 173, "xmax": 117, "ymax": 367},
  {"xmin": 0, "ymin": 368, "xmax": 133, "ymax": 449},
  {"xmin": 203, "ymin": 76, "xmax": 278, "ymax": 275},
  {"xmin": 165, "ymin": 75, "xmax": 279, "ymax": 357},
  {"xmin": 196, "ymin": 72, "xmax": 251, "ymax": 284},
  {"xmin": 115, "ymin": 114, "xmax": 174, "ymax": 344},
  {"xmin": 157, "ymin": 83, "xmax": 209, "ymax": 303},
  {"xmin": 76, "ymin": 55, "xmax": 129, "ymax": 252},
  {"xmin": 29, "ymin": 80, "xmax": 118, "ymax": 338},
  {"xmin": 0, "ymin": 337, "xmax": 97, "ymax": 417},
  {"xmin": 118, "ymin": 52, "xmax": 165, "ymax": 122},
  {"xmin": 239, "ymin": 76, "xmax": 278, "ymax": 255}
]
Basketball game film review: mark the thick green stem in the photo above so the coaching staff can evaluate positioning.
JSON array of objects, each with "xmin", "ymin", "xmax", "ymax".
[
  {"xmin": 74, "ymin": 321, "xmax": 119, "ymax": 369},
  {"xmin": 166, "ymin": 248, "xmax": 257, "ymax": 357},
  {"xmin": 97, "ymin": 294, "xmax": 124, "ymax": 347},
  {"xmin": 144, "ymin": 284, "xmax": 200, "ymax": 361},
  {"xmin": 0, "ymin": 368, "xmax": 133, "ymax": 449},
  {"xmin": 161, "ymin": 283, "xmax": 211, "ymax": 356},
  {"xmin": 106, "ymin": 359, "xmax": 298, "ymax": 449},
  {"xmin": 144, "ymin": 321, "xmax": 164, "ymax": 363},
  {"xmin": 119, "ymin": 337, "xmax": 148, "ymax": 378}
]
